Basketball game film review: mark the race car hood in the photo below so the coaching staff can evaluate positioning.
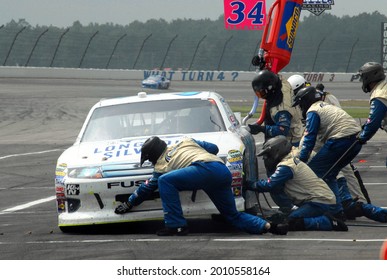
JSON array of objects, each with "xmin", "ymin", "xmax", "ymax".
[
  {"xmin": 142, "ymin": 80, "xmax": 157, "ymax": 85},
  {"xmin": 58, "ymin": 132, "xmax": 243, "ymax": 169}
]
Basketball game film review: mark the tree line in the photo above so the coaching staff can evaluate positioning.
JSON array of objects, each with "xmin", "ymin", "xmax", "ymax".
[{"xmin": 0, "ymin": 11, "xmax": 385, "ymax": 72}]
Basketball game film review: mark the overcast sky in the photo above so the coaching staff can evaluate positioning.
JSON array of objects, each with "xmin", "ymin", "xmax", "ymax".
[{"xmin": 1, "ymin": 0, "xmax": 386, "ymax": 28}]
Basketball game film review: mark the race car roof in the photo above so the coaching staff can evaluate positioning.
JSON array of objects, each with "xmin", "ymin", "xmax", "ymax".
[{"xmin": 96, "ymin": 91, "xmax": 219, "ymax": 108}]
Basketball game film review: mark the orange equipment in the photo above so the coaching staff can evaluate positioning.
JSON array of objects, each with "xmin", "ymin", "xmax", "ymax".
[
  {"xmin": 255, "ymin": 0, "xmax": 303, "ymax": 124},
  {"xmin": 380, "ymin": 239, "xmax": 387, "ymax": 260}
]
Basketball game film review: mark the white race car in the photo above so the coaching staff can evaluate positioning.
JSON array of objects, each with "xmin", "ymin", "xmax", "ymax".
[
  {"xmin": 55, "ymin": 91, "xmax": 258, "ymax": 232},
  {"xmin": 141, "ymin": 75, "xmax": 170, "ymax": 89}
]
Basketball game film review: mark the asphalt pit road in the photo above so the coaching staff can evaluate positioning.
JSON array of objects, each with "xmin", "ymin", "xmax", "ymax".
[{"xmin": 59, "ymin": 218, "xmax": 239, "ymax": 235}]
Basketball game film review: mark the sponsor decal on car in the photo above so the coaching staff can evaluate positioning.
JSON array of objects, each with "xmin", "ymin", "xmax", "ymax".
[
  {"xmin": 66, "ymin": 184, "xmax": 80, "ymax": 195},
  {"xmin": 55, "ymin": 163, "xmax": 67, "ymax": 177},
  {"xmin": 227, "ymin": 149, "xmax": 243, "ymax": 163},
  {"xmin": 107, "ymin": 180, "xmax": 145, "ymax": 189},
  {"xmin": 93, "ymin": 138, "xmax": 181, "ymax": 159},
  {"xmin": 227, "ymin": 149, "xmax": 243, "ymax": 196}
]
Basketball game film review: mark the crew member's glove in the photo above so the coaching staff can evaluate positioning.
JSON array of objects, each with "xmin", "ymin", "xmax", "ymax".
[
  {"xmin": 356, "ymin": 133, "xmax": 367, "ymax": 145},
  {"xmin": 251, "ymin": 55, "xmax": 265, "ymax": 70},
  {"xmin": 114, "ymin": 201, "xmax": 133, "ymax": 214},
  {"xmin": 245, "ymin": 180, "xmax": 257, "ymax": 191},
  {"xmin": 248, "ymin": 124, "xmax": 265, "ymax": 135},
  {"xmin": 380, "ymin": 120, "xmax": 387, "ymax": 131}
]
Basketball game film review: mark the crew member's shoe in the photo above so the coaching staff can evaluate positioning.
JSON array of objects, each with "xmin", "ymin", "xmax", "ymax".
[
  {"xmin": 156, "ymin": 226, "xmax": 189, "ymax": 236},
  {"xmin": 114, "ymin": 202, "xmax": 133, "ymax": 214},
  {"xmin": 268, "ymin": 222, "xmax": 289, "ymax": 235},
  {"xmin": 325, "ymin": 212, "xmax": 348, "ymax": 231}
]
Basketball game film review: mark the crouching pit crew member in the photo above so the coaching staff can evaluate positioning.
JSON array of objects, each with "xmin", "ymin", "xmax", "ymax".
[
  {"xmin": 115, "ymin": 136, "xmax": 288, "ymax": 236},
  {"xmin": 247, "ymin": 136, "xmax": 348, "ymax": 231}
]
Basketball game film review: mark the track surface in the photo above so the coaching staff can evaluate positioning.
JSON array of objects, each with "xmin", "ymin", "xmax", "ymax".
[{"xmin": 0, "ymin": 78, "xmax": 386, "ymax": 260}]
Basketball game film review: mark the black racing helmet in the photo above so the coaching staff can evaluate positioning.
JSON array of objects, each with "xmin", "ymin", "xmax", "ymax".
[
  {"xmin": 291, "ymin": 86, "xmax": 321, "ymax": 118},
  {"xmin": 358, "ymin": 62, "xmax": 386, "ymax": 93},
  {"xmin": 257, "ymin": 136, "xmax": 292, "ymax": 173},
  {"xmin": 140, "ymin": 136, "xmax": 167, "ymax": 166},
  {"xmin": 252, "ymin": 69, "xmax": 281, "ymax": 99}
]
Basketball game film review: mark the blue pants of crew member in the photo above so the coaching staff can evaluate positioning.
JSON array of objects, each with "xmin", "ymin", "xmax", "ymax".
[
  {"xmin": 158, "ymin": 161, "xmax": 268, "ymax": 234},
  {"xmin": 361, "ymin": 203, "xmax": 387, "ymax": 222},
  {"xmin": 289, "ymin": 202, "xmax": 342, "ymax": 231},
  {"xmin": 337, "ymin": 176, "xmax": 355, "ymax": 203},
  {"xmin": 308, "ymin": 136, "xmax": 362, "ymax": 205},
  {"xmin": 337, "ymin": 177, "xmax": 387, "ymax": 222}
]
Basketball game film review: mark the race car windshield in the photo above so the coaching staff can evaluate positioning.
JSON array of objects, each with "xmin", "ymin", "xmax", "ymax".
[
  {"xmin": 147, "ymin": 76, "xmax": 159, "ymax": 81},
  {"xmin": 81, "ymin": 99, "xmax": 226, "ymax": 142}
]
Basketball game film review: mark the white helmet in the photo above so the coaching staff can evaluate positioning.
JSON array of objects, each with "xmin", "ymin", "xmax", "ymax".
[{"xmin": 287, "ymin": 74, "xmax": 307, "ymax": 94}]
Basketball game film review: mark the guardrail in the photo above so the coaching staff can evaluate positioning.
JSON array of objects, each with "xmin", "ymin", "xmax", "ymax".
[{"xmin": 0, "ymin": 66, "xmax": 361, "ymax": 83}]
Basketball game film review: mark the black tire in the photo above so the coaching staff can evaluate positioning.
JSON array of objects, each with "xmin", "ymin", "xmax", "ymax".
[
  {"xmin": 242, "ymin": 151, "xmax": 260, "ymax": 215},
  {"xmin": 59, "ymin": 226, "xmax": 78, "ymax": 233}
]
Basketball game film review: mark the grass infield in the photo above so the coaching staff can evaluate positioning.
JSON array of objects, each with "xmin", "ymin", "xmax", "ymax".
[{"xmin": 231, "ymin": 100, "xmax": 370, "ymax": 119}]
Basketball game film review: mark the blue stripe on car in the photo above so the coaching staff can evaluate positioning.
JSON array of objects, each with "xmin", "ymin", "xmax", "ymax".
[{"xmin": 175, "ymin": 92, "xmax": 200, "ymax": 96}]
